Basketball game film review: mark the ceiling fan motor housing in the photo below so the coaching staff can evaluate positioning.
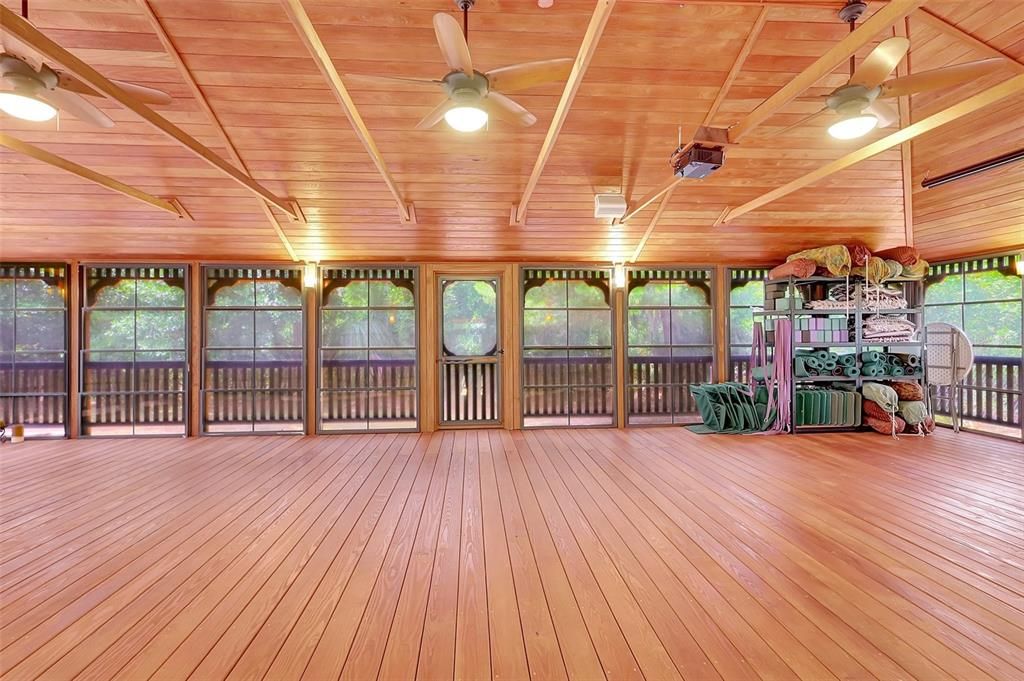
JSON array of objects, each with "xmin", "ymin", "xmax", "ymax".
[
  {"xmin": 827, "ymin": 83, "xmax": 878, "ymax": 115},
  {"xmin": 0, "ymin": 55, "xmax": 55, "ymax": 97},
  {"xmin": 442, "ymin": 71, "xmax": 489, "ymax": 104}
]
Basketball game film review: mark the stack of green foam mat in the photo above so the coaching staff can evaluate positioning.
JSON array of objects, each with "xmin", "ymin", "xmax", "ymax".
[
  {"xmin": 860, "ymin": 350, "xmax": 922, "ymax": 378},
  {"xmin": 687, "ymin": 382, "xmax": 776, "ymax": 434},
  {"xmin": 795, "ymin": 388, "xmax": 863, "ymax": 427},
  {"xmin": 795, "ymin": 349, "xmax": 860, "ymax": 377}
]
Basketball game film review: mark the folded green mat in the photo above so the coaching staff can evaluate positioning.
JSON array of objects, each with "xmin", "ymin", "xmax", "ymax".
[{"xmin": 688, "ymin": 382, "xmax": 775, "ymax": 434}]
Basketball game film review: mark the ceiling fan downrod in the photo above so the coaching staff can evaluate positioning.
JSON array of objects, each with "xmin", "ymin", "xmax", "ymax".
[{"xmin": 455, "ymin": 0, "xmax": 475, "ymax": 41}]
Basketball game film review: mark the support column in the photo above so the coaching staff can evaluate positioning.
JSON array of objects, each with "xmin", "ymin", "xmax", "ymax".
[
  {"xmin": 67, "ymin": 260, "xmax": 81, "ymax": 439},
  {"xmin": 305, "ymin": 271, "xmax": 318, "ymax": 436},
  {"xmin": 614, "ymin": 283, "xmax": 626, "ymax": 428},
  {"xmin": 188, "ymin": 262, "xmax": 202, "ymax": 437},
  {"xmin": 713, "ymin": 266, "xmax": 730, "ymax": 383}
]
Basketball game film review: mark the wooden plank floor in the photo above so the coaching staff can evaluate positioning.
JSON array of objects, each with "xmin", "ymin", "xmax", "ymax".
[{"xmin": 1, "ymin": 427, "xmax": 1022, "ymax": 681}]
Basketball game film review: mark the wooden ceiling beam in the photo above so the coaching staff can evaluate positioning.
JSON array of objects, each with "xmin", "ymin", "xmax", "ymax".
[
  {"xmin": 0, "ymin": 133, "xmax": 186, "ymax": 218},
  {"xmin": 915, "ymin": 8, "xmax": 1024, "ymax": 72},
  {"xmin": 0, "ymin": 5, "xmax": 298, "ymax": 221},
  {"xmin": 621, "ymin": 6, "xmax": 767, "ymax": 227},
  {"xmin": 280, "ymin": 0, "xmax": 413, "ymax": 224},
  {"xmin": 722, "ymin": 73, "xmax": 1024, "ymax": 223},
  {"xmin": 726, "ymin": 0, "xmax": 927, "ymax": 143},
  {"xmin": 512, "ymin": 0, "xmax": 617, "ymax": 226},
  {"xmin": 137, "ymin": 0, "xmax": 299, "ymax": 262},
  {"xmin": 629, "ymin": 184, "xmax": 676, "ymax": 262}
]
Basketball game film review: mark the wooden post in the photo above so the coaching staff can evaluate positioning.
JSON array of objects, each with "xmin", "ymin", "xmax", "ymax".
[
  {"xmin": 305, "ymin": 270, "xmax": 318, "ymax": 436},
  {"xmin": 188, "ymin": 262, "xmax": 202, "ymax": 437},
  {"xmin": 502, "ymin": 264, "xmax": 520, "ymax": 430},
  {"xmin": 713, "ymin": 266, "xmax": 730, "ymax": 383},
  {"xmin": 420, "ymin": 265, "xmax": 437, "ymax": 432},
  {"xmin": 67, "ymin": 260, "xmax": 81, "ymax": 439},
  {"xmin": 614, "ymin": 284, "xmax": 627, "ymax": 428}
]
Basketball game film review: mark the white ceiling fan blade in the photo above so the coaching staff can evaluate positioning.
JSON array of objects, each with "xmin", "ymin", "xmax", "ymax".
[
  {"xmin": 40, "ymin": 88, "xmax": 113, "ymax": 128},
  {"xmin": 1, "ymin": 29, "xmax": 44, "ymax": 71},
  {"xmin": 109, "ymin": 79, "xmax": 172, "ymax": 106},
  {"xmin": 879, "ymin": 58, "xmax": 1006, "ymax": 98},
  {"xmin": 433, "ymin": 13, "xmax": 473, "ymax": 77},
  {"xmin": 850, "ymin": 37, "xmax": 909, "ymax": 89},
  {"xmin": 485, "ymin": 58, "xmax": 574, "ymax": 93},
  {"xmin": 345, "ymin": 73, "xmax": 442, "ymax": 88},
  {"xmin": 415, "ymin": 98, "xmax": 453, "ymax": 130},
  {"xmin": 865, "ymin": 100, "xmax": 899, "ymax": 128},
  {"xmin": 483, "ymin": 92, "xmax": 537, "ymax": 127}
]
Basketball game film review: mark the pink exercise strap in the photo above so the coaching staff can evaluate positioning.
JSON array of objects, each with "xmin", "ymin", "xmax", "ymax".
[{"xmin": 756, "ymin": 317, "xmax": 792, "ymax": 434}]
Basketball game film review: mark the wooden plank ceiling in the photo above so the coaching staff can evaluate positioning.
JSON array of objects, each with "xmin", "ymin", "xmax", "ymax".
[
  {"xmin": 0, "ymin": 0, "xmax": 1019, "ymax": 264},
  {"xmin": 905, "ymin": 1, "xmax": 1024, "ymax": 262}
]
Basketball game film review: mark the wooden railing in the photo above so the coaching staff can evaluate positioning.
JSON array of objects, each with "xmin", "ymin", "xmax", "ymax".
[
  {"xmin": 627, "ymin": 355, "xmax": 713, "ymax": 416},
  {"xmin": 0, "ymin": 361, "xmax": 66, "ymax": 427},
  {"xmin": 931, "ymin": 355, "xmax": 1022, "ymax": 431},
  {"xmin": 7, "ymin": 354, "xmax": 1020, "ymax": 434},
  {"xmin": 81, "ymin": 360, "xmax": 187, "ymax": 426},
  {"xmin": 522, "ymin": 355, "xmax": 614, "ymax": 418}
]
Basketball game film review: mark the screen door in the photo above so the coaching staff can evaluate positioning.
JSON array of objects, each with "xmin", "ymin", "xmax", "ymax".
[{"xmin": 438, "ymin": 276, "xmax": 502, "ymax": 426}]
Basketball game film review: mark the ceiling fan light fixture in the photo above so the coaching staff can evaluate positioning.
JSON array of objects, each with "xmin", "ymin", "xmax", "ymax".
[
  {"xmin": 444, "ymin": 105, "xmax": 488, "ymax": 132},
  {"xmin": 828, "ymin": 113, "xmax": 877, "ymax": 140},
  {"xmin": 0, "ymin": 90, "xmax": 56, "ymax": 122}
]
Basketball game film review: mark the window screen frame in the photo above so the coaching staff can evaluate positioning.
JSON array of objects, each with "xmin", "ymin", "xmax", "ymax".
[
  {"xmin": 0, "ymin": 263, "xmax": 69, "ymax": 440},
  {"xmin": 79, "ymin": 263, "xmax": 190, "ymax": 438},
  {"xmin": 924, "ymin": 254, "xmax": 1023, "ymax": 442},
  {"xmin": 317, "ymin": 265, "xmax": 420, "ymax": 434},
  {"xmin": 201, "ymin": 264, "xmax": 306, "ymax": 436},
  {"xmin": 726, "ymin": 267, "xmax": 771, "ymax": 384},
  {"xmin": 624, "ymin": 266, "xmax": 716, "ymax": 425},
  {"xmin": 519, "ymin": 265, "xmax": 617, "ymax": 429}
]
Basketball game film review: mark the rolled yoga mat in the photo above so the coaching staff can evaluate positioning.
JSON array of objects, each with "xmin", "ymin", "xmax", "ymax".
[
  {"xmin": 813, "ymin": 350, "xmax": 831, "ymax": 363},
  {"xmin": 826, "ymin": 352, "xmax": 839, "ymax": 363},
  {"xmin": 831, "ymin": 367, "xmax": 844, "ymax": 376},
  {"xmin": 892, "ymin": 352, "xmax": 921, "ymax": 367},
  {"xmin": 838, "ymin": 354, "xmax": 856, "ymax": 367},
  {"xmin": 861, "ymin": 363, "xmax": 886, "ymax": 377},
  {"xmin": 861, "ymin": 351, "xmax": 883, "ymax": 363},
  {"xmin": 890, "ymin": 366, "xmax": 906, "ymax": 377},
  {"xmin": 823, "ymin": 360, "xmax": 838, "ymax": 372},
  {"xmin": 843, "ymin": 366, "xmax": 861, "ymax": 377}
]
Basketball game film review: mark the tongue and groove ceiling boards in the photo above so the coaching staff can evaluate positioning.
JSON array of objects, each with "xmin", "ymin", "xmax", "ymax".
[
  {"xmin": 907, "ymin": 2, "xmax": 1024, "ymax": 262},
  {"xmin": 0, "ymin": 0, "xmax": 1020, "ymax": 264}
]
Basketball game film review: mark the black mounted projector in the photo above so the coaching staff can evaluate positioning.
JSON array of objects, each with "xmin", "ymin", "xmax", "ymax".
[{"xmin": 670, "ymin": 143, "xmax": 725, "ymax": 180}]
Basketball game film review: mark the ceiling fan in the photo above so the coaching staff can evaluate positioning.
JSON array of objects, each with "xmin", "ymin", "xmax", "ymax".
[
  {"xmin": 345, "ymin": 0, "xmax": 573, "ymax": 132},
  {"xmin": 783, "ymin": 1, "xmax": 1005, "ymax": 139},
  {"xmin": 0, "ymin": 1, "xmax": 171, "ymax": 127}
]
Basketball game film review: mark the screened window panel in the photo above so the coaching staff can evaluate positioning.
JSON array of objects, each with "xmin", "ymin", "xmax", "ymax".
[
  {"xmin": 0, "ymin": 264, "xmax": 68, "ymax": 438},
  {"xmin": 626, "ymin": 268, "xmax": 714, "ymax": 424},
  {"xmin": 81, "ymin": 265, "xmax": 187, "ymax": 437},
  {"xmin": 925, "ymin": 256, "xmax": 1022, "ymax": 440},
  {"xmin": 522, "ymin": 268, "xmax": 614, "ymax": 428},
  {"xmin": 319, "ymin": 266, "xmax": 417, "ymax": 432},
  {"xmin": 203, "ymin": 267, "xmax": 304, "ymax": 434},
  {"xmin": 727, "ymin": 269, "xmax": 768, "ymax": 383}
]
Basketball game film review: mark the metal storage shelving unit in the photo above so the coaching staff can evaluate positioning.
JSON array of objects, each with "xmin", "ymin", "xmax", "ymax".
[{"xmin": 753, "ymin": 276, "xmax": 927, "ymax": 432}]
